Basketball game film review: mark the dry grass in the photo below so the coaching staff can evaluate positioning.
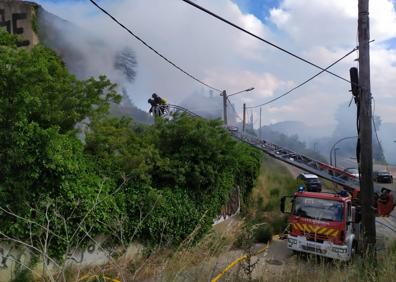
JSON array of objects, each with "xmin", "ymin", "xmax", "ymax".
[
  {"xmin": 267, "ymin": 242, "xmax": 396, "ymax": 282},
  {"xmin": 248, "ymin": 155, "xmax": 297, "ymax": 213},
  {"xmin": 59, "ymin": 226, "xmax": 240, "ymax": 282},
  {"xmin": 244, "ymin": 155, "xmax": 298, "ymax": 239}
]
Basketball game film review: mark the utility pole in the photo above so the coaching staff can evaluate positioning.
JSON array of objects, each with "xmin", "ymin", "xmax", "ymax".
[
  {"xmin": 222, "ymin": 90, "xmax": 228, "ymax": 126},
  {"xmin": 259, "ymin": 107, "xmax": 262, "ymax": 139},
  {"xmin": 242, "ymin": 103, "xmax": 246, "ymax": 133},
  {"xmin": 358, "ymin": 0, "xmax": 376, "ymax": 256}
]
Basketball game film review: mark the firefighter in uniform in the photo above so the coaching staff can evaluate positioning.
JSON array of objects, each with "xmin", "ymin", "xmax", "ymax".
[{"xmin": 149, "ymin": 93, "xmax": 167, "ymax": 116}]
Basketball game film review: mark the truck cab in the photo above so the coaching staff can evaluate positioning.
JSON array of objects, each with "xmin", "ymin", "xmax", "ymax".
[{"xmin": 281, "ymin": 190, "xmax": 358, "ymax": 261}]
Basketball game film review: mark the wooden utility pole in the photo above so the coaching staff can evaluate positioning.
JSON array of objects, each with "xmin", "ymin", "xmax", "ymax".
[
  {"xmin": 358, "ymin": 0, "xmax": 376, "ymax": 255},
  {"xmin": 242, "ymin": 103, "xmax": 246, "ymax": 132},
  {"xmin": 222, "ymin": 90, "xmax": 228, "ymax": 126},
  {"xmin": 259, "ymin": 107, "xmax": 262, "ymax": 139}
]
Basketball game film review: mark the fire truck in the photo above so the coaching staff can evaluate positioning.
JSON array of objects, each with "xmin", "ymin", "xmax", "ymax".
[
  {"xmin": 280, "ymin": 187, "xmax": 394, "ymax": 261},
  {"xmin": 220, "ymin": 125, "xmax": 395, "ymax": 261},
  {"xmin": 226, "ymin": 126, "xmax": 395, "ymax": 261}
]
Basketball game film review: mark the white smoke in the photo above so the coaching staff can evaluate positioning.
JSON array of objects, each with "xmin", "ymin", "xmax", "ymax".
[{"xmin": 35, "ymin": 0, "xmax": 396, "ymax": 153}]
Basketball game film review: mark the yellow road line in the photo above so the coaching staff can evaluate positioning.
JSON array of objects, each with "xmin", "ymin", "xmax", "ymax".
[{"xmin": 210, "ymin": 244, "xmax": 269, "ymax": 282}]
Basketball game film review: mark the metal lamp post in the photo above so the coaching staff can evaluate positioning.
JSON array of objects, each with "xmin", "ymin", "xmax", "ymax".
[
  {"xmin": 329, "ymin": 136, "xmax": 358, "ymax": 166},
  {"xmin": 221, "ymin": 87, "xmax": 254, "ymax": 126},
  {"xmin": 334, "ymin": 148, "xmax": 340, "ymax": 168}
]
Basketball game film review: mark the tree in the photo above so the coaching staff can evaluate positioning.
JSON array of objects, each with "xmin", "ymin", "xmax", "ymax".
[
  {"xmin": 0, "ymin": 31, "xmax": 121, "ymax": 133},
  {"xmin": 114, "ymin": 47, "xmax": 138, "ymax": 83},
  {"xmin": 85, "ymin": 115, "xmax": 262, "ymax": 244},
  {"xmin": 0, "ymin": 30, "xmax": 122, "ymax": 259}
]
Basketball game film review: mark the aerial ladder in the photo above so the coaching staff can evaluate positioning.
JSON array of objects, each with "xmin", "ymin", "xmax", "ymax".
[{"xmin": 154, "ymin": 103, "xmax": 395, "ymax": 217}]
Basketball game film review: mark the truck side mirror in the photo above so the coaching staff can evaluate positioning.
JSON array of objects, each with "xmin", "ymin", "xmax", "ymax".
[
  {"xmin": 280, "ymin": 196, "xmax": 286, "ymax": 213},
  {"xmin": 349, "ymin": 205, "xmax": 355, "ymax": 224}
]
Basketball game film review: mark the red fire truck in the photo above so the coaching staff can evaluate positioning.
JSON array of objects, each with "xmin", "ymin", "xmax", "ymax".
[{"xmin": 281, "ymin": 187, "xmax": 394, "ymax": 261}]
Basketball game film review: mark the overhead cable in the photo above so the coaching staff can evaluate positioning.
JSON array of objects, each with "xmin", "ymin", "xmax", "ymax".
[
  {"xmin": 247, "ymin": 47, "xmax": 358, "ymax": 109},
  {"xmin": 181, "ymin": 0, "xmax": 351, "ymax": 84},
  {"xmin": 89, "ymin": 0, "xmax": 222, "ymax": 92}
]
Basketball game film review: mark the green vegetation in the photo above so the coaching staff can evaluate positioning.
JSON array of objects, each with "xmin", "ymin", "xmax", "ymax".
[
  {"xmin": 244, "ymin": 155, "xmax": 299, "ymax": 240},
  {"xmin": 0, "ymin": 30, "xmax": 261, "ymax": 264}
]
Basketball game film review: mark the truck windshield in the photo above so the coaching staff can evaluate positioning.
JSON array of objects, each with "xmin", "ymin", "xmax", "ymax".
[
  {"xmin": 306, "ymin": 178, "xmax": 319, "ymax": 183},
  {"xmin": 293, "ymin": 197, "xmax": 344, "ymax": 222}
]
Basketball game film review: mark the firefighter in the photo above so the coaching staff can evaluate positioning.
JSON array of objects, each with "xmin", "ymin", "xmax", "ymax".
[
  {"xmin": 151, "ymin": 93, "xmax": 167, "ymax": 116},
  {"xmin": 148, "ymin": 98, "xmax": 157, "ymax": 114},
  {"xmin": 152, "ymin": 93, "xmax": 166, "ymax": 105}
]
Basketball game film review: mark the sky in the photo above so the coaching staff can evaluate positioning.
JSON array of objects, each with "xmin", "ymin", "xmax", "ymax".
[{"xmin": 35, "ymin": 0, "xmax": 396, "ymax": 133}]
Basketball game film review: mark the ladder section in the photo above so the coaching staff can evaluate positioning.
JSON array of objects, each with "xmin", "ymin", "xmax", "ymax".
[
  {"xmin": 153, "ymin": 104, "xmax": 201, "ymax": 118},
  {"xmin": 154, "ymin": 104, "xmax": 360, "ymax": 193},
  {"xmin": 229, "ymin": 130, "xmax": 360, "ymax": 192}
]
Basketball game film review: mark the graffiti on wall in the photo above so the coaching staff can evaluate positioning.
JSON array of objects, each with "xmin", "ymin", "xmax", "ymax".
[
  {"xmin": 66, "ymin": 241, "xmax": 114, "ymax": 267},
  {"xmin": 0, "ymin": 9, "xmax": 30, "ymax": 46},
  {"xmin": 0, "ymin": 245, "xmax": 28, "ymax": 271}
]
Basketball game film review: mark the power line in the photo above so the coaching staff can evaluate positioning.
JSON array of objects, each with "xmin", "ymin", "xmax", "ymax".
[
  {"xmin": 181, "ymin": 0, "xmax": 351, "ymax": 84},
  {"xmin": 247, "ymin": 47, "xmax": 358, "ymax": 109},
  {"xmin": 89, "ymin": 0, "xmax": 222, "ymax": 93}
]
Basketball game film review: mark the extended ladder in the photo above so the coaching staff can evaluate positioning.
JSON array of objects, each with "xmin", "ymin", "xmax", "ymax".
[{"xmin": 160, "ymin": 104, "xmax": 361, "ymax": 195}]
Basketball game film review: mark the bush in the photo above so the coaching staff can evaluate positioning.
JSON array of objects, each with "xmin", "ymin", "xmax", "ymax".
[
  {"xmin": 271, "ymin": 215, "xmax": 288, "ymax": 234},
  {"xmin": 270, "ymin": 188, "xmax": 280, "ymax": 197},
  {"xmin": 254, "ymin": 224, "xmax": 273, "ymax": 243}
]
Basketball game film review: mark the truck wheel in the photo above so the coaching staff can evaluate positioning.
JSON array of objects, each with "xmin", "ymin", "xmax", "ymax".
[
  {"xmin": 292, "ymin": 250, "xmax": 301, "ymax": 257},
  {"xmin": 293, "ymin": 250, "xmax": 304, "ymax": 259}
]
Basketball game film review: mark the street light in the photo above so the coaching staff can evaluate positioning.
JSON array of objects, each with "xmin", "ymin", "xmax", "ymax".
[
  {"xmin": 227, "ymin": 87, "xmax": 255, "ymax": 97},
  {"xmin": 221, "ymin": 87, "xmax": 255, "ymax": 125},
  {"xmin": 329, "ymin": 136, "xmax": 357, "ymax": 166},
  {"xmin": 334, "ymin": 148, "xmax": 340, "ymax": 168}
]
